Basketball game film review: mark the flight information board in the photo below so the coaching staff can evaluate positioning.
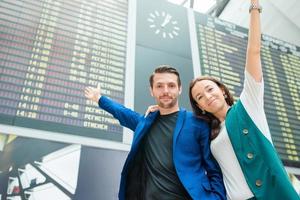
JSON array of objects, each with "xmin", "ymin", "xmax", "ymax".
[
  {"xmin": 195, "ymin": 12, "xmax": 300, "ymax": 167},
  {"xmin": 0, "ymin": 0, "xmax": 128, "ymax": 141}
]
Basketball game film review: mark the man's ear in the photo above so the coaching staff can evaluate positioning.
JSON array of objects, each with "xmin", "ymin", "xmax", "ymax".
[
  {"xmin": 179, "ymin": 86, "xmax": 182, "ymax": 95},
  {"xmin": 149, "ymin": 87, "xmax": 154, "ymax": 97}
]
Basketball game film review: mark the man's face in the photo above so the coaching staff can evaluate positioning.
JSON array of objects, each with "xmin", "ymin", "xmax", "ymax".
[{"xmin": 150, "ymin": 73, "xmax": 182, "ymax": 109}]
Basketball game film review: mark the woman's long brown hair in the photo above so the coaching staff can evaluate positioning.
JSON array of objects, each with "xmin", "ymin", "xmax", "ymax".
[{"xmin": 189, "ymin": 76, "xmax": 235, "ymax": 140}]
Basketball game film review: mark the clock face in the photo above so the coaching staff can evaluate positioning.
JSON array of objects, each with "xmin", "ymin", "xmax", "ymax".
[{"xmin": 147, "ymin": 10, "xmax": 180, "ymax": 39}]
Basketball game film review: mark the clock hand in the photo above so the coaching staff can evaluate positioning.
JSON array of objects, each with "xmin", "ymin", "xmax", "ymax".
[{"xmin": 161, "ymin": 14, "xmax": 172, "ymax": 27}]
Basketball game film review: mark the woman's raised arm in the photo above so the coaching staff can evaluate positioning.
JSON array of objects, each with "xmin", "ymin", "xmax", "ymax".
[{"xmin": 245, "ymin": 0, "xmax": 262, "ymax": 82}]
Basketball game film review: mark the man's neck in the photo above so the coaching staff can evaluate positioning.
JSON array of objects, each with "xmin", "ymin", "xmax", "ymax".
[{"xmin": 159, "ymin": 106, "xmax": 180, "ymax": 115}]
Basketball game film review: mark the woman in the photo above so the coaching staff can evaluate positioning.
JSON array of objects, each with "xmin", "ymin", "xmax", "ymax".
[
  {"xmin": 188, "ymin": 0, "xmax": 299, "ymax": 199},
  {"xmin": 147, "ymin": 0, "xmax": 299, "ymax": 199}
]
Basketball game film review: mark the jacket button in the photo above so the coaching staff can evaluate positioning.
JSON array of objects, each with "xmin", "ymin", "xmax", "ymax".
[
  {"xmin": 243, "ymin": 129, "xmax": 248, "ymax": 135},
  {"xmin": 247, "ymin": 153, "xmax": 253, "ymax": 159},
  {"xmin": 255, "ymin": 179, "xmax": 262, "ymax": 187}
]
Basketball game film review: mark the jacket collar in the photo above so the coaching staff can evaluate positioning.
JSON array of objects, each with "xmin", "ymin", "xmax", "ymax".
[
  {"xmin": 146, "ymin": 108, "xmax": 187, "ymax": 146},
  {"xmin": 133, "ymin": 108, "xmax": 186, "ymax": 147},
  {"xmin": 173, "ymin": 108, "xmax": 186, "ymax": 147}
]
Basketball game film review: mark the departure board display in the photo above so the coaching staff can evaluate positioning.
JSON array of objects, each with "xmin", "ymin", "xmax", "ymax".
[
  {"xmin": 0, "ymin": 0, "xmax": 128, "ymax": 141},
  {"xmin": 195, "ymin": 12, "xmax": 300, "ymax": 167}
]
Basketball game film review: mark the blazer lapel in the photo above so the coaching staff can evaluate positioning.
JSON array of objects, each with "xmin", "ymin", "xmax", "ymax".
[
  {"xmin": 173, "ymin": 109, "xmax": 186, "ymax": 148},
  {"xmin": 131, "ymin": 111, "xmax": 159, "ymax": 148}
]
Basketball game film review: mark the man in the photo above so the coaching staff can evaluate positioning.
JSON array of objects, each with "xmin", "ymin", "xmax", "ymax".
[{"xmin": 84, "ymin": 65, "xmax": 226, "ymax": 200}]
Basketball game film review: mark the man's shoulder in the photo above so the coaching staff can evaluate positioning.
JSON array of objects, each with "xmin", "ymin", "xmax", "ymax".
[
  {"xmin": 180, "ymin": 108, "xmax": 197, "ymax": 117},
  {"xmin": 184, "ymin": 110, "xmax": 194, "ymax": 117},
  {"xmin": 180, "ymin": 109, "xmax": 207, "ymax": 124}
]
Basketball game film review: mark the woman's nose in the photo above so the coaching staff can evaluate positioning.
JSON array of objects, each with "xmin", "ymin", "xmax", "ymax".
[{"xmin": 204, "ymin": 92, "xmax": 211, "ymax": 99}]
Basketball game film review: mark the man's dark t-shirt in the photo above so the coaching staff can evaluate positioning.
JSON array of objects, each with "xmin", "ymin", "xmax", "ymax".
[{"xmin": 126, "ymin": 112, "xmax": 192, "ymax": 200}]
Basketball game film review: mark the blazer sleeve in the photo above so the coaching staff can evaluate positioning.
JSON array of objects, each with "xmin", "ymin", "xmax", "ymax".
[
  {"xmin": 98, "ymin": 96, "xmax": 143, "ymax": 131},
  {"xmin": 198, "ymin": 122, "xmax": 227, "ymax": 200}
]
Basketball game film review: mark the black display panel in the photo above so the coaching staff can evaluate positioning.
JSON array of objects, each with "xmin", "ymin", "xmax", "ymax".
[
  {"xmin": 134, "ymin": 0, "xmax": 194, "ymax": 113},
  {"xmin": 195, "ymin": 12, "xmax": 300, "ymax": 167},
  {"xmin": 0, "ymin": 0, "xmax": 128, "ymax": 141}
]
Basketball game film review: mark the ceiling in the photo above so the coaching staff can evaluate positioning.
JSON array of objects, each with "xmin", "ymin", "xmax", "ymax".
[
  {"xmin": 167, "ymin": 0, "xmax": 300, "ymax": 46},
  {"xmin": 218, "ymin": 0, "xmax": 300, "ymax": 46}
]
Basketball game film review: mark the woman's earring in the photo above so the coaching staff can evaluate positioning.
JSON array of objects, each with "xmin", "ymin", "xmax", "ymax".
[
  {"xmin": 202, "ymin": 110, "xmax": 206, "ymax": 114},
  {"xmin": 224, "ymin": 94, "xmax": 228, "ymax": 99}
]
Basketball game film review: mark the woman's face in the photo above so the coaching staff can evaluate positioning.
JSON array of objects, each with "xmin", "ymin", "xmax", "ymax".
[{"xmin": 191, "ymin": 79, "xmax": 227, "ymax": 114}]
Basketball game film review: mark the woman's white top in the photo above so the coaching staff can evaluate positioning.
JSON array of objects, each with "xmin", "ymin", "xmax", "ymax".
[{"xmin": 210, "ymin": 71, "xmax": 273, "ymax": 200}]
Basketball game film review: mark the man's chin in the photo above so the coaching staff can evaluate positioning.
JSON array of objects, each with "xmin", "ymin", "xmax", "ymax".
[{"xmin": 159, "ymin": 102, "xmax": 175, "ymax": 109}]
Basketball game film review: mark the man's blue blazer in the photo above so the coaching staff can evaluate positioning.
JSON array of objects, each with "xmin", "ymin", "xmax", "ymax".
[{"xmin": 99, "ymin": 96, "xmax": 226, "ymax": 200}]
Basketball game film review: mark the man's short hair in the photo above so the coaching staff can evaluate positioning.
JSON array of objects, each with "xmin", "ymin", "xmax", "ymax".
[{"xmin": 149, "ymin": 65, "xmax": 181, "ymax": 88}]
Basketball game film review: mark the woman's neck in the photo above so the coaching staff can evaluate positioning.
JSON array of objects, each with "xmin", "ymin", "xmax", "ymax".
[{"xmin": 214, "ymin": 104, "xmax": 230, "ymax": 122}]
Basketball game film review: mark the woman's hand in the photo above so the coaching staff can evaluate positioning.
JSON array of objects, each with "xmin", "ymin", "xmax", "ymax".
[{"xmin": 145, "ymin": 105, "xmax": 159, "ymax": 117}]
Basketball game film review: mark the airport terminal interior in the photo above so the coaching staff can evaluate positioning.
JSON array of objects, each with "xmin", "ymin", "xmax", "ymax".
[{"xmin": 0, "ymin": 0, "xmax": 299, "ymax": 199}]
